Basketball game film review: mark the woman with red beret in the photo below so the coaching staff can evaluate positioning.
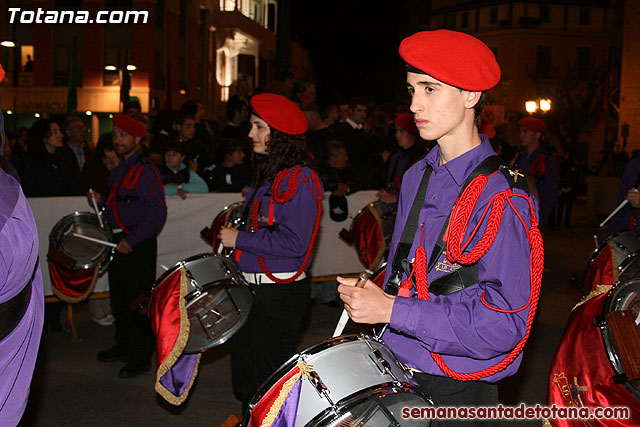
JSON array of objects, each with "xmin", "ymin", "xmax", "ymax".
[{"xmin": 218, "ymin": 93, "xmax": 324, "ymax": 411}]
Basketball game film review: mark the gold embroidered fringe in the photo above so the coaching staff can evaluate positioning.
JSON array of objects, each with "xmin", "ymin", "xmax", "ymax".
[
  {"xmin": 51, "ymin": 265, "xmax": 99, "ymax": 304},
  {"xmin": 572, "ymin": 284, "xmax": 612, "ymax": 311},
  {"xmin": 541, "ymin": 418, "xmax": 553, "ymax": 427},
  {"xmin": 155, "ymin": 268, "xmax": 202, "ymax": 405},
  {"xmin": 259, "ymin": 362, "xmax": 312, "ymax": 427}
]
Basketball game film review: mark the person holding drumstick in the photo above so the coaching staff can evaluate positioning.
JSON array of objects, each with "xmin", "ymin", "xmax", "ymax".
[
  {"xmin": 337, "ymin": 30, "xmax": 542, "ymax": 425},
  {"xmin": 89, "ymin": 115, "xmax": 167, "ymax": 379},
  {"xmin": 218, "ymin": 93, "xmax": 323, "ymax": 411},
  {"xmin": 602, "ymin": 155, "xmax": 640, "ymax": 240}
]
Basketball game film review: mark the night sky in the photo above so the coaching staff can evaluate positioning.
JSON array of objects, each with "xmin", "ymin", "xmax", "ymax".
[{"xmin": 291, "ymin": 1, "xmax": 410, "ymax": 105}]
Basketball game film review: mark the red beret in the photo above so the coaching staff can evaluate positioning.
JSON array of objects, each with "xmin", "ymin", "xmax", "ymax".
[
  {"xmin": 399, "ymin": 30, "xmax": 501, "ymax": 91},
  {"xmin": 250, "ymin": 93, "xmax": 307, "ymax": 135},
  {"xmin": 517, "ymin": 117, "xmax": 546, "ymax": 133},
  {"xmin": 394, "ymin": 113, "xmax": 418, "ymax": 136},
  {"xmin": 112, "ymin": 114, "xmax": 146, "ymax": 137},
  {"xmin": 479, "ymin": 117, "xmax": 496, "ymax": 139}
]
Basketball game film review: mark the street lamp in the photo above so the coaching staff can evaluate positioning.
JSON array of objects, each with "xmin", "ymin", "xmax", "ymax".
[
  {"xmin": 539, "ymin": 99, "xmax": 551, "ymax": 112},
  {"xmin": 525, "ymin": 100, "xmax": 538, "ymax": 113},
  {"xmin": 0, "ymin": 41, "xmax": 15, "ymax": 48}
]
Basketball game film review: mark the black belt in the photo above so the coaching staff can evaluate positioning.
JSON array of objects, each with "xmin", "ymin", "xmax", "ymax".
[{"xmin": 0, "ymin": 276, "xmax": 33, "ymax": 342}]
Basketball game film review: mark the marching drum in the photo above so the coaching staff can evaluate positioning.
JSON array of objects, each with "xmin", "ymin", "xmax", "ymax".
[
  {"xmin": 340, "ymin": 201, "xmax": 396, "ymax": 271},
  {"xmin": 201, "ymin": 201, "xmax": 244, "ymax": 251},
  {"xmin": 584, "ymin": 231, "xmax": 640, "ymax": 291},
  {"xmin": 49, "ymin": 211, "xmax": 114, "ymax": 273},
  {"xmin": 152, "ymin": 253, "xmax": 252, "ymax": 354},
  {"xmin": 246, "ymin": 334, "xmax": 432, "ymax": 427},
  {"xmin": 598, "ymin": 278, "xmax": 640, "ymax": 400}
]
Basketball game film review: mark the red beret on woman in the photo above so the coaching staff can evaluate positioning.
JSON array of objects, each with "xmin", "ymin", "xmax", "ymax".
[
  {"xmin": 250, "ymin": 93, "xmax": 308, "ymax": 135},
  {"xmin": 394, "ymin": 113, "xmax": 419, "ymax": 136}
]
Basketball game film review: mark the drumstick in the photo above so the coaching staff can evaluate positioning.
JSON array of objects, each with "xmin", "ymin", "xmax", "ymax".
[
  {"xmin": 332, "ymin": 272, "xmax": 370, "ymax": 338},
  {"xmin": 88, "ymin": 188, "xmax": 104, "ymax": 228},
  {"xmin": 217, "ymin": 221, "xmax": 233, "ymax": 255},
  {"xmin": 599, "ymin": 200, "xmax": 629, "ymax": 228},
  {"xmin": 72, "ymin": 232, "xmax": 117, "ymax": 248}
]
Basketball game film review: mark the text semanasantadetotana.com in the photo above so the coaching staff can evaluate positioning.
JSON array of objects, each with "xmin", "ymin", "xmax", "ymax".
[
  {"xmin": 8, "ymin": 7, "xmax": 148, "ymax": 24},
  {"xmin": 401, "ymin": 404, "xmax": 631, "ymax": 420}
]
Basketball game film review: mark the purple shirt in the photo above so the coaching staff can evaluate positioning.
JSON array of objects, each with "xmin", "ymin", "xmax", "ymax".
[
  {"xmin": 382, "ymin": 137, "xmax": 539, "ymax": 382},
  {"xmin": 603, "ymin": 155, "xmax": 640, "ymax": 239},
  {"xmin": 103, "ymin": 148, "xmax": 167, "ymax": 248},
  {"xmin": 235, "ymin": 166, "xmax": 323, "ymax": 274},
  {"xmin": 0, "ymin": 170, "xmax": 44, "ymax": 425},
  {"xmin": 516, "ymin": 147, "xmax": 558, "ymax": 221}
]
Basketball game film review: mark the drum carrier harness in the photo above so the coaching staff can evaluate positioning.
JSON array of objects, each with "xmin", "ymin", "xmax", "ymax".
[
  {"xmin": 235, "ymin": 165, "xmax": 324, "ymax": 284},
  {"xmin": 386, "ymin": 155, "xmax": 544, "ymax": 381}
]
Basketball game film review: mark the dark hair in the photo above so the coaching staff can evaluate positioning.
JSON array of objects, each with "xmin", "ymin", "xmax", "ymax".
[
  {"xmin": 162, "ymin": 139, "xmax": 186, "ymax": 155},
  {"xmin": 216, "ymin": 138, "xmax": 245, "ymax": 162},
  {"xmin": 349, "ymin": 97, "xmax": 367, "ymax": 111},
  {"xmin": 62, "ymin": 115, "xmax": 83, "ymax": 133},
  {"xmin": 96, "ymin": 132, "xmax": 115, "ymax": 160},
  {"xmin": 473, "ymin": 92, "xmax": 486, "ymax": 126},
  {"xmin": 326, "ymin": 139, "xmax": 347, "ymax": 159},
  {"xmin": 175, "ymin": 113, "xmax": 195, "ymax": 127},
  {"xmin": 151, "ymin": 108, "xmax": 178, "ymax": 134},
  {"xmin": 252, "ymin": 128, "xmax": 311, "ymax": 187},
  {"xmin": 179, "ymin": 100, "xmax": 201, "ymax": 116},
  {"xmin": 227, "ymin": 97, "xmax": 247, "ymax": 121},
  {"xmin": 124, "ymin": 100, "xmax": 141, "ymax": 114},
  {"xmin": 26, "ymin": 119, "xmax": 56, "ymax": 159}
]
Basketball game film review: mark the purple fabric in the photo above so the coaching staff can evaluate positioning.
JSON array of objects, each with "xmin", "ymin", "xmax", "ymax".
[
  {"xmin": 0, "ymin": 170, "xmax": 44, "ymax": 425},
  {"xmin": 270, "ymin": 375, "xmax": 302, "ymax": 427},
  {"xmin": 159, "ymin": 353, "xmax": 199, "ymax": 397},
  {"xmin": 235, "ymin": 165, "xmax": 323, "ymax": 273},
  {"xmin": 603, "ymin": 155, "xmax": 640, "ymax": 240},
  {"xmin": 386, "ymin": 147, "xmax": 413, "ymax": 194},
  {"xmin": 516, "ymin": 147, "xmax": 559, "ymax": 221},
  {"xmin": 102, "ymin": 148, "xmax": 167, "ymax": 248},
  {"xmin": 382, "ymin": 137, "xmax": 539, "ymax": 382}
]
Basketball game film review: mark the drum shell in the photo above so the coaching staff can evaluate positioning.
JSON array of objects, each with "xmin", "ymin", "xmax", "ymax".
[
  {"xmin": 246, "ymin": 334, "xmax": 431, "ymax": 427},
  {"xmin": 584, "ymin": 231, "xmax": 640, "ymax": 291},
  {"xmin": 209, "ymin": 202, "xmax": 244, "ymax": 251},
  {"xmin": 152, "ymin": 253, "xmax": 252, "ymax": 353},
  {"xmin": 48, "ymin": 211, "xmax": 113, "ymax": 272},
  {"xmin": 346, "ymin": 202, "xmax": 396, "ymax": 271}
]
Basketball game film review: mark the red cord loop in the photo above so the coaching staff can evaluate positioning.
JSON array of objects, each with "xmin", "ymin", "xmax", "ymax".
[
  {"xmin": 412, "ymin": 172, "xmax": 544, "ymax": 381},
  {"xmin": 249, "ymin": 167, "xmax": 323, "ymax": 284}
]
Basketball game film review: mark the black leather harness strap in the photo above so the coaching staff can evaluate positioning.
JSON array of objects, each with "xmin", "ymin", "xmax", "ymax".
[{"xmin": 0, "ymin": 267, "xmax": 34, "ymax": 342}]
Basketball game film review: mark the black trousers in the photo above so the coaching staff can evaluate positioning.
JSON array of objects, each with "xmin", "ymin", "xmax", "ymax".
[
  {"xmin": 108, "ymin": 235, "xmax": 157, "ymax": 364},
  {"xmin": 231, "ymin": 278, "xmax": 311, "ymax": 413},
  {"xmin": 413, "ymin": 372, "xmax": 498, "ymax": 427}
]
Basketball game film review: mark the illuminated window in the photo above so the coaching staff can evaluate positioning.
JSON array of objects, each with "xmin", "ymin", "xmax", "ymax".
[{"xmin": 21, "ymin": 45, "xmax": 34, "ymax": 72}]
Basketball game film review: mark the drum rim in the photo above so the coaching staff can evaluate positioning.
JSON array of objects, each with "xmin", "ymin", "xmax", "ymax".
[
  {"xmin": 246, "ymin": 335, "xmax": 387, "ymax": 420},
  {"xmin": 152, "ymin": 252, "xmax": 244, "ymax": 289},
  {"xmin": 599, "ymin": 278, "xmax": 640, "ymax": 400},
  {"xmin": 305, "ymin": 382, "xmax": 433, "ymax": 427},
  {"xmin": 48, "ymin": 211, "xmax": 113, "ymax": 270}
]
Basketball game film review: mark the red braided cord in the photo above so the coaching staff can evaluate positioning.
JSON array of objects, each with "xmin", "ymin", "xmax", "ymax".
[
  {"xmin": 417, "ymin": 173, "xmax": 544, "ymax": 381},
  {"xmin": 250, "ymin": 167, "xmax": 323, "ymax": 284}
]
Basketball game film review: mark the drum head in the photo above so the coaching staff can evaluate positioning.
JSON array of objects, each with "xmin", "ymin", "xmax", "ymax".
[
  {"xmin": 157, "ymin": 254, "xmax": 252, "ymax": 354},
  {"xmin": 309, "ymin": 385, "xmax": 432, "ymax": 426},
  {"xmin": 601, "ymin": 278, "xmax": 640, "ymax": 400},
  {"xmin": 49, "ymin": 212, "xmax": 113, "ymax": 271}
]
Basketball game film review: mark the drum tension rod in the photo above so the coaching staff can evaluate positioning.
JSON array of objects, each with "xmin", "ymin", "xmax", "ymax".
[
  {"xmin": 301, "ymin": 356, "xmax": 335, "ymax": 407},
  {"xmin": 363, "ymin": 336, "xmax": 401, "ymax": 385}
]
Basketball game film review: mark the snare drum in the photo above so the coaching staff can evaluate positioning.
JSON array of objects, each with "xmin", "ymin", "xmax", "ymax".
[
  {"xmin": 246, "ymin": 334, "xmax": 432, "ymax": 427},
  {"xmin": 584, "ymin": 231, "xmax": 640, "ymax": 291},
  {"xmin": 49, "ymin": 211, "xmax": 113, "ymax": 273},
  {"xmin": 202, "ymin": 202, "xmax": 244, "ymax": 251},
  {"xmin": 340, "ymin": 201, "xmax": 396, "ymax": 271},
  {"xmin": 152, "ymin": 253, "xmax": 252, "ymax": 353}
]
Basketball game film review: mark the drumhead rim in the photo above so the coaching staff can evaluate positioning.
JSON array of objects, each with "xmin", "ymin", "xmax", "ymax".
[{"xmin": 305, "ymin": 382, "xmax": 432, "ymax": 427}]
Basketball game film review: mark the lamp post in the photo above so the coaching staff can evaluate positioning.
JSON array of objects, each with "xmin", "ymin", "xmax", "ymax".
[{"xmin": 525, "ymin": 98, "xmax": 552, "ymax": 114}]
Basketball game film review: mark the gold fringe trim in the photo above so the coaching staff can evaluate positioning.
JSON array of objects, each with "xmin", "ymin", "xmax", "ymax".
[
  {"xmin": 611, "ymin": 244, "xmax": 619, "ymax": 284},
  {"xmin": 541, "ymin": 418, "xmax": 553, "ymax": 427},
  {"xmin": 51, "ymin": 265, "xmax": 99, "ymax": 304},
  {"xmin": 572, "ymin": 284, "xmax": 612, "ymax": 311},
  {"xmin": 259, "ymin": 362, "xmax": 312, "ymax": 427},
  {"xmin": 155, "ymin": 268, "xmax": 202, "ymax": 406}
]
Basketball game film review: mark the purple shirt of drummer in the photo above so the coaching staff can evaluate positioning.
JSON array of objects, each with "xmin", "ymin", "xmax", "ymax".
[
  {"xmin": 103, "ymin": 147, "xmax": 167, "ymax": 247},
  {"xmin": 603, "ymin": 155, "xmax": 640, "ymax": 239},
  {"xmin": 235, "ymin": 165, "xmax": 321, "ymax": 273},
  {"xmin": 377, "ymin": 29, "xmax": 540, "ymax": 384},
  {"xmin": 0, "ymin": 169, "xmax": 44, "ymax": 425}
]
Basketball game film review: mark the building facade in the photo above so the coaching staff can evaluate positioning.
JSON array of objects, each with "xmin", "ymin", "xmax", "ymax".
[{"xmin": 0, "ymin": 0, "xmax": 279, "ymax": 141}]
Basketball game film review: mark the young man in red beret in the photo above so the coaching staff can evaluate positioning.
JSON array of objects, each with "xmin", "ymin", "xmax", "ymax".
[
  {"xmin": 88, "ymin": 114, "xmax": 167, "ymax": 378},
  {"xmin": 515, "ymin": 116, "xmax": 559, "ymax": 224},
  {"xmin": 338, "ymin": 30, "xmax": 541, "ymax": 424}
]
